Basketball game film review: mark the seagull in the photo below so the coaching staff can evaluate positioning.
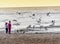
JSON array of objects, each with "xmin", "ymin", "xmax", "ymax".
[
  {"xmin": 47, "ymin": 12, "xmax": 50, "ymax": 16},
  {"xmin": 32, "ymin": 14, "xmax": 35, "ymax": 16},
  {"xmin": 16, "ymin": 11, "xmax": 21, "ymax": 15}
]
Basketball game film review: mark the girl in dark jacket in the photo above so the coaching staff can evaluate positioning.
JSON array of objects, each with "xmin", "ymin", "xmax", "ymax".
[{"xmin": 5, "ymin": 22, "xmax": 8, "ymax": 33}]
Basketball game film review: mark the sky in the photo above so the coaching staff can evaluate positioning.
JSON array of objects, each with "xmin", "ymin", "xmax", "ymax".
[{"xmin": 0, "ymin": 0, "xmax": 60, "ymax": 7}]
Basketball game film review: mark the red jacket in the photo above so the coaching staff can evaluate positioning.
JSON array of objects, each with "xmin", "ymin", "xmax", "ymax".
[{"xmin": 8, "ymin": 23, "xmax": 11, "ymax": 29}]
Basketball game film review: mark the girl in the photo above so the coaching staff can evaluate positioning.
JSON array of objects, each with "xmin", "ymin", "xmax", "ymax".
[{"xmin": 5, "ymin": 22, "xmax": 8, "ymax": 33}]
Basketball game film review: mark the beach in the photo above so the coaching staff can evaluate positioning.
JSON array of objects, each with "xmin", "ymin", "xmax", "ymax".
[
  {"xmin": 0, "ymin": 7, "xmax": 60, "ymax": 44},
  {"xmin": 0, "ymin": 33, "xmax": 60, "ymax": 44}
]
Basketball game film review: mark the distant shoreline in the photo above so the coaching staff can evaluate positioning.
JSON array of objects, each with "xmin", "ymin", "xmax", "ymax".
[{"xmin": 0, "ymin": 6, "xmax": 60, "ymax": 10}]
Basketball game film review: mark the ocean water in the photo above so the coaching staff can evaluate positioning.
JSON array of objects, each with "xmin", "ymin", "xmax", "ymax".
[{"xmin": 0, "ymin": 9, "xmax": 60, "ymax": 33}]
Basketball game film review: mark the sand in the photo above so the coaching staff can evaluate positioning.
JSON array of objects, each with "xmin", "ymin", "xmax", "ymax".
[{"xmin": 0, "ymin": 33, "xmax": 60, "ymax": 44}]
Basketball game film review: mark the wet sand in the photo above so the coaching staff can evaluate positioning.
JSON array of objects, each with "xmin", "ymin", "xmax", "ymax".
[{"xmin": 0, "ymin": 33, "xmax": 60, "ymax": 44}]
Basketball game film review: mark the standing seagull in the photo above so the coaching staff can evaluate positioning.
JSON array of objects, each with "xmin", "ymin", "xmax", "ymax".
[{"xmin": 47, "ymin": 12, "xmax": 50, "ymax": 16}]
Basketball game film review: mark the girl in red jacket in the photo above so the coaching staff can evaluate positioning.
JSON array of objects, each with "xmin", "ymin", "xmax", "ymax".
[{"xmin": 8, "ymin": 21, "xmax": 11, "ymax": 34}]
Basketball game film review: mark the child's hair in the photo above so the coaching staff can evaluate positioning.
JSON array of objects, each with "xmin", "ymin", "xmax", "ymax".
[
  {"xmin": 9, "ymin": 21, "xmax": 11, "ymax": 23},
  {"xmin": 5, "ymin": 22, "xmax": 7, "ymax": 24}
]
